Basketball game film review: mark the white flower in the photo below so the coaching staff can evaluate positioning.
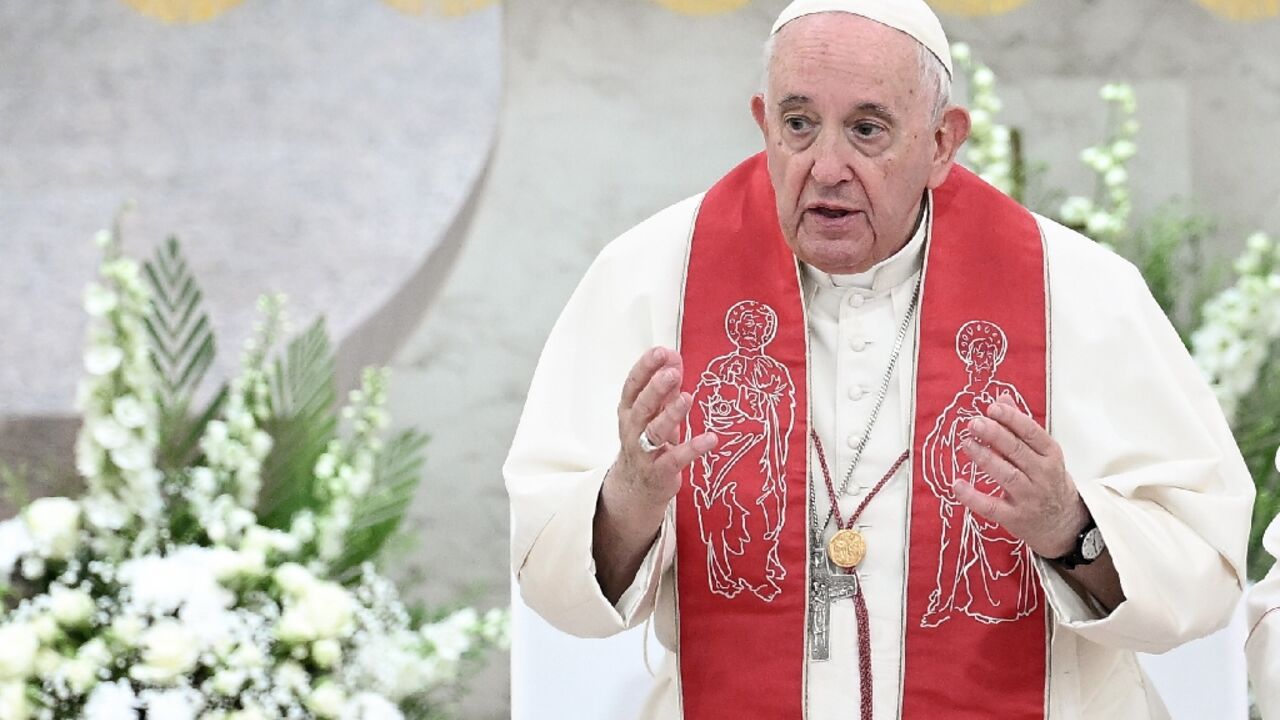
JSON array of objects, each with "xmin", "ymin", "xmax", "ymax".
[
  {"xmin": 315, "ymin": 453, "xmax": 337, "ymax": 480},
  {"xmin": 140, "ymin": 688, "xmax": 203, "ymax": 720},
  {"xmin": 1059, "ymin": 196, "xmax": 1093, "ymax": 225},
  {"xmin": 31, "ymin": 614, "xmax": 59, "ymax": 644},
  {"xmin": 23, "ymin": 496, "xmax": 81, "ymax": 560},
  {"xmin": 0, "ymin": 519, "xmax": 34, "ymax": 580},
  {"xmin": 111, "ymin": 443, "xmax": 152, "ymax": 472},
  {"xmin": 312, "ymin": 638, "xmax": 342, "ymax": 668},
  {"xmin": 49, "ymin": 585, "xmax": 95, "ymax": 627},
  {"xmin": 421, "ymin": 608, "xmax": 479, "ymax": 664},
  {"xmin": 0, "ymin": 624, "xmax": 39, "ymax": 680},
  {"xmin": 242, "ymin": 525, "xmax": 299, "ymax": 556},
  {"xmin": 1274, "ymin": 443, "xmax": 1280, "ymax": 474},
  {"xmin": 18, "ymin": 557, "xmax": 44, "ymax": 581},
  {"xmin": 1247, "ymin": 232, "xmax": 1272, "ymax": 254},
  {"xmin": 340, "ymin": 693, "xmax": 404, "ymax": 720},
  {"xmin": 130, "ymin": 620, "xmax": 200, "ymax": 684},
  {"xmin": 62, "ymin": 655, "xmax": 100, "ymax": 694},
  {"xmin": 83, "ymin": 495, "xmax": 130, "ymax": 531},
  {"xmin": 272, "ymin": 661, "xmax": 309, "ymax": 694},
  {"xmin": 273, "ymin": 563, "xmax": 315, "ymax": 595},
  {"xmin": 277, "ymin": 581, "xmax": 355, "ymax": 642},
  {"xmin": 971, "ymin": 67, "xmax": 995, "ymax": 90},
  {"xmin": 1104, "ymin": 166, "xmax": 1128, "ymax": 188},
  {"xmin": 1111, "ymin": 139, "xmax": 1137, "ymax": 160},
  {"xmin": 1086, "ymin": 211, "xmax": 1116, "ymax": 236},
  {"xmin": 307, "ymin": 683, "xmax": 347, "ymax": 718},
  {"xmin": 83, "ymin": 679, "xmax": 138, "ymax": 720},
  {"xmin": 111, "ymin": 396, "xmax": 149, "ymax": 429},
  {"xmin": 228, "ymin": 708, "xmax": 268, "ymax": 720},
  {"xmin": 85, "ymin": 346, "xmax": 126, "ymax": 376},
  {"xmin": 84, "ymin": 283, "xmax": 119, "ymax": 317},
  {"xmin": 91, "ymin": 418, "xmax": 131, "ymax": 451},
  {"xmin": 0, "ymin": 681, "xmax": 28, "ymax": 720},
  {"xmin": 120, "ymin": 547, "xmax": 234, "ymax": 617},
  {"xmin": 211, "ymin": 669, "xmax": 246, "ymax": 696},
  {"xmin": 110, "ymin": 615, "xmax": 145, "ymax": 647}
]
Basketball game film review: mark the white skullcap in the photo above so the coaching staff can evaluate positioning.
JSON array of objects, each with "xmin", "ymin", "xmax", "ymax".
[{"xmin": 771, "ymin": 0, "xmax": 953, "ymax": 78}]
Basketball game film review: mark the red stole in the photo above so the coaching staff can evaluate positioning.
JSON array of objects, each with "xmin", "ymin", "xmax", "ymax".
[{"xmin": 675, "ymin": 152, "xmax": 1049, "ymax": 719}]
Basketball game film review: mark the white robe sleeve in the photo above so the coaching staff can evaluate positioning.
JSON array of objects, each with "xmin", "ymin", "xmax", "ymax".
[
  {"xmin": 1037, "ymin": 218, "xmax": 1255, "ymax": 654},
  {"xmin": 504, "ymin": 197, "xmax": 697, "ymax": 638},
  {"xmin": 1248, "ymin": 514, "xmax": 1280, "ymax": 718}
]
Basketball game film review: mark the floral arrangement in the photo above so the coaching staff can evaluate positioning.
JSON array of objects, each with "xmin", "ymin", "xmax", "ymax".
[
  {"xmin": 953, "ymin": 44, "xmax": 1280, "ymax": 580},
  {"xmin": 0, "ymin": 226, "xmax": 508, "ymax": 719}
]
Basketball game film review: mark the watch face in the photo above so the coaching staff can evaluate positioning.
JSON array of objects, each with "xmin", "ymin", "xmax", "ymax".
[{"xmin": 1081, "ymin": 528, "xmax": 1105, "ymax": 561}]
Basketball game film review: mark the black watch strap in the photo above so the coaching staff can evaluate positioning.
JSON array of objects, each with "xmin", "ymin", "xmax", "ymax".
[{"xmin": 1053, "ymin": 515, "xmax": 1102, "ymax": 570}]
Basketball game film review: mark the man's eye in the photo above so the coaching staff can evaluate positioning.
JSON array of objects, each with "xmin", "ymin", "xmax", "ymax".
[
  {"xmin": 784, "ymin": 116, "xmax": 812, "ymax": 133},
  {"xmin": 852, "ymin": 122, "xmax": 884, "ymax": 138}
]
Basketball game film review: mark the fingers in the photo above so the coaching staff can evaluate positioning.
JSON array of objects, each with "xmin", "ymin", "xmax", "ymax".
[
  {"xmin": 962, "ymin": 437, "xmax": 1027, "ymax": 499},
  {"xmin": 954, "ymin": 479, "xmax": 1012, "ymax": 525},
  {"xmin": 968, "ymin": 416, "xmax": 1038, "ymax": 479},
  {"xmin": 653, "ymin": 431, "xmax": 719, "ymax": 475},
  {"xmin": 620, "ymin": 347, "xmax": 679, "ymax": 411},
  {"xmin": 631, "ymin": 365, "xmax": 684, "ymax": 433},
  {"xmin": 986, "ymin": 393, "xmax": 1055, "ymax": 456},
  {"xmin": 645, "ymin": 392, "xmax": 692, "ymax": 446}
]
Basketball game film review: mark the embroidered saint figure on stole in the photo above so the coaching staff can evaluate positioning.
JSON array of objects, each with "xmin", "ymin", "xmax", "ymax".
[{"xmin": 689, "ymin": 300, "xmax": 796, "ymax": 602}]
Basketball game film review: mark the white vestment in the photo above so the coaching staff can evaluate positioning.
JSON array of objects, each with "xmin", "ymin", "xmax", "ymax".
[
  {"xmin": 505, "ymin": 192, "xmax": 1254, "ymax": 719},
  {"xmin": 1249, "ymin": 513, "xmax": 1280, "ymax": 718}
]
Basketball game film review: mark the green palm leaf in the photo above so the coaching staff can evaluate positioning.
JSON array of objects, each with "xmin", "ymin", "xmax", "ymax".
[
  {"xmin": 256, "ymin": 318, "xmax": 338, "ymax": 528},
  {"xmin": 142, "ymin": 237, "xmax": 225, "ymax": 469},
  {"xmin": 334, "ymin": 429, "xmax": 429, "ymax": 577}
]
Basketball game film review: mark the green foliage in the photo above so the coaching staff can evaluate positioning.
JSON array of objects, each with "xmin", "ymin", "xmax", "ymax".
[
  {"xmin": 256, "ymin": 318, "xmax": 338, "ymax": 529},
  {"xmin": 142, "ymin": 237, "xmax": 228, "ymax": 470},
  {"xmin": 1233, "ymin": 347, "xmax": 1280, "ymax": 579},
  {"xmin": 334, "ymin": 429, "xmax": 429, "ymax": 578},
  {"xmin": 1113, "ymin": 205, "xmax": 1223, "ymax": 346}
]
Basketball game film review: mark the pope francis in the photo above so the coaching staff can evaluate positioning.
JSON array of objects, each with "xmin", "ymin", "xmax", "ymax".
[{"xmin": 504, "ymin": 1, "xmax": 1255, "ymax": 718}]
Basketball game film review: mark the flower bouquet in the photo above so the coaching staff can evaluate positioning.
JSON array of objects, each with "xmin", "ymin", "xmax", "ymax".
[{"xmin": 0, "ymin": 225, "xmax": 507, "ymax": 719}]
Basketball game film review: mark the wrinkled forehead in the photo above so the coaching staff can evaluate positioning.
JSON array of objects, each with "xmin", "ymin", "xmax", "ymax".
[{"xmin": 770, "ymin": 12, "xmax": 924, "ymax": 74}]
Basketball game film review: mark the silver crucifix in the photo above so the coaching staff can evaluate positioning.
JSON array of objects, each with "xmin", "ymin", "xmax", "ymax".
[{"xmin": 808, "ymin": 547, "xmax": 859, "ymax": 662}]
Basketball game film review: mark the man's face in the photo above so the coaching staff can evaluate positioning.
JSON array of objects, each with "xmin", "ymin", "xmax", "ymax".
[{"xmin": 751, "ymin": 13, "xmax": 965, "ymax": 275}]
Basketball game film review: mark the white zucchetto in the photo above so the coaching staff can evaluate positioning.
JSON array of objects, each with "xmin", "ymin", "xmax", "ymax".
[{"xmin": 771, "ymin": 0, "xmax": 953, "ymax": 78}]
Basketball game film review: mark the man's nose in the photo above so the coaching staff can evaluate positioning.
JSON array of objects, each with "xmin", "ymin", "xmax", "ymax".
[{"xmin": 809, "ymin": 129, "xmax": 854, "ymax": 187}]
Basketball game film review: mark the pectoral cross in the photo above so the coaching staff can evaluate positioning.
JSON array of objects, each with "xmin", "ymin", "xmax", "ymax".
[{"xmin": 808, "ymin": 547, "xmax": 859, "ymax": 661}]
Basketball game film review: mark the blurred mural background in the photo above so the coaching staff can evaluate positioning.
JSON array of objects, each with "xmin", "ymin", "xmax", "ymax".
[{"xmin": 2, "ymin": 0, "xmax": 1278, "ymax": 718}]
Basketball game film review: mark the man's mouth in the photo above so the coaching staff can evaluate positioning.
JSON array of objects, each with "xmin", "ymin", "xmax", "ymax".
[{"xmin": 806, "ymin": 204, "xmax": 855, "ymax": 219}]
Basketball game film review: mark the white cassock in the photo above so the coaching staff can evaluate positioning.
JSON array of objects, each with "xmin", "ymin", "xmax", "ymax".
[
  {"xmin": 1249, "ymin": 513, "xmax": 1280, "ymax": 718},
  {"xmin": 505, "ymin": 193, "xmax": 1254, "ymax": 719}
]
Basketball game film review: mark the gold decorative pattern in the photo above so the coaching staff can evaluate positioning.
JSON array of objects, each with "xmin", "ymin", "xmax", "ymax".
[
  {"xmin": 1195, "ymin": 0, "xmax": 1279, "ymax": 21},
  {"xmin": 926, "ymin": 0, "xmax": 1029, "ymax": 16},
  {"xmin": 650, "ymin": 0, "xmax": 752, "ymax": 16},
  {"xmin": 382, "ymin": 0, "xmax": 499, "ymax": 16},
  {"xmin": 120, "ymin": 0, "xmax": 244, "ymax": 23},
  {"xmin": 827, "ymin": 529, "xmax": 867, "ymax": 569}
]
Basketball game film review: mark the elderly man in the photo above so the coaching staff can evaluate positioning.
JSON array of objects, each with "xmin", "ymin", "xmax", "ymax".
[
  {"xmin": 505, "ymin": 0, "xmax": 1254, "ymax": 717},
  {"xmin": 1249, "ymin": 500, "xmax": 1280, "ymax": 717}
]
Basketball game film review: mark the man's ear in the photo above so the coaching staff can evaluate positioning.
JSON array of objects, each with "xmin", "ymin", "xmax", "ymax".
[
  {"xmin": 751, "ymin": 94, "xmax": 768, "ymax": 139},
  {"xmin": 927, "ymin": 106, "xmax": 971, "ymax": 190}
]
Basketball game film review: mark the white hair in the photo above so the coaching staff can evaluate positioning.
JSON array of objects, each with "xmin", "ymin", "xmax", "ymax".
[{"xmin": 760, "ymin": 21, "xmax": 953, "ymax": 126}]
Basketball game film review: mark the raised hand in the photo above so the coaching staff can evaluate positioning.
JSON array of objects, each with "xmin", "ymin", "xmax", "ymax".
[
  {"xmin": 955, "ymin": 392, "xmax": 1088, "ymax": 559},
  {"xmin": 593, "ymin": 346, "xmax": 718, "ymax": 603}
]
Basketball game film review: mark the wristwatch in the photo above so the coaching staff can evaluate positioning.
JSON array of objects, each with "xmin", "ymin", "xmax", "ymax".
[{"xmin": 1052, "ymin": 515, "xmax": 1105, "ymax": 570}]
